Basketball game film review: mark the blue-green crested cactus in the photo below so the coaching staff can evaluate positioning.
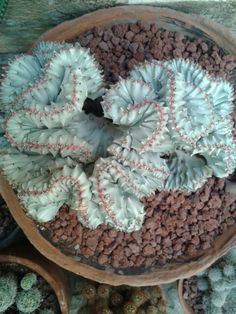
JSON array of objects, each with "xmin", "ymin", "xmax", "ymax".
[
  {"xmin": 15, "ymin": 287, "xmax": 42, "ymax": 313},
  {"xmin": 127, "ymin": 59, "xmax": 236, "ymax": 191},
  {"xmin": 196, "ymin": 246, "xmax": 236, "ymax": 313},
  {"xmin": 0, "ymin": 50, "xmax": 235, "ymax": 232},
  {"xmin": 0, "ymin": 273, "xmax": 17, "ymax": 312}
]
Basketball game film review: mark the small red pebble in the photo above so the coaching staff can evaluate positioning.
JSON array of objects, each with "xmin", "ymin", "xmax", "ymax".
[
  {"xmin": 98, "ymin": 254, "xmax": 108, "ymax": 265},
  {"xmin": 143, "ymin": 244, "xmax": 155, "ymax": 256}
]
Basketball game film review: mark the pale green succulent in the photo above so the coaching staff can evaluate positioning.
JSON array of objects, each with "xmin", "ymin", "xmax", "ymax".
[
  {"xmin": 0, "ymin": 46, "xmax": 235, "ymax": 232},
  {"xmin": 196, "ymin": 246, "xmax": 236, "ymax": 313},
  {"xmin": 0, "ymin": 271, "xmax": 51, "ymax": 313}
]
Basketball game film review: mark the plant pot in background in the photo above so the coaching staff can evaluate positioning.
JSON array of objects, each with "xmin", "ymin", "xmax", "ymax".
[
  {"xmin": 0, "ymin": 242, "xmax": 70, "ymax": 313},
  {"xmin": 177, "ymin": 279, "xmax": 193, "ymax": 314}
]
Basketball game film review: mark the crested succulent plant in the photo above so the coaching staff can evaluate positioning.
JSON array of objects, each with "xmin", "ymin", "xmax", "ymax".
[
  {"xmin": 0, "ymin": 270, "xmax": 53, "ymax": 313},
  {"xmin": 0, "ymin": 43, "xmax": 235, "ymax": 233},
  {"xmin": 196, "ymin": 246, "xmax": 236, "ymax": 313},
  {"xmin": 127, "ymin": 59, "xmax": 235, "ymax": 191}
]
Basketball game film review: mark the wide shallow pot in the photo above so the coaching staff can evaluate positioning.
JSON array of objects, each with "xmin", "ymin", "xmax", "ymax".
[
  {"xmin": 1, "ymin": 5, "xmax": 236, "ymax": 286},
  {"xmin": 177, "ymin": 279, "xmax": 193, "ymax": 314},
  {"xmin": 0, "ymin": 243, "xmax": 70, "ymax": 313}
]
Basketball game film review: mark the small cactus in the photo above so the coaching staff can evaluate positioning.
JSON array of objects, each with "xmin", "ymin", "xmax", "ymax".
[
  {"xmin": 15, "ymin": 287, "xmax": 42, "ymax": 313},
  {"xmin": 130, "ymin": 288, "xmax": 146, "ymax": 307},
  {"xmin": 110, "ymin": 292, "xmax": 123, "ymax": 306},
  {"xmin": 123, "ymin": 301, "xmax": 137, "ymax": 314},
  {"xmin": 208, "ymin": 268, "xmax": 222, "ymax": 282},
  {"xmin": 0, "ymin": 270, "xmax": 51, "ymax": 313},
  {"xmin": 81, "ymin": 283, "xmax": 96, "ymax": 300},
  {"xmin": 97, "ymin": 284, "xmax": 111, "ymax": 299},
  {"xmin": 146, "ymin": 305, "xmax": 159, "ymax": 314},
  {"xmin": 76, "ymin": 280, "xmax": 165, "ymax": 313},
  {"xmin": 196, "ymin": 246, "xmax": 236, "ymax": 313},
  {"xmin": 20, "ymin": 272, "xmax": 37, "ymax": 291},
  {"xmin": 0, "ymin": 273, "xmax": 17, "ymax": 312},
  {"xmin": 196, "ymin": 277, "xmax": 209, "ymax": 291}
]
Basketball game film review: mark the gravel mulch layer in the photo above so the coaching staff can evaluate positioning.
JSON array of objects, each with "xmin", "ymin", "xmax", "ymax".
[
  {"xmin": 39, "ymin": 21, "xmax": 236, "ymax": 272},
  {"xmin": 183, "ymin": 277, "xmax": 204, "ymax": 314},
  {"xmin": 0, "ymin": 262, "xmax": 60, "ymax": 313},
  {"xmin": 42, "ymin": 177, "xmax": 236, "ymax": 272},
  {"xmin": 0, "ymin": 197, "xmax": 17, "ymax": 241}
]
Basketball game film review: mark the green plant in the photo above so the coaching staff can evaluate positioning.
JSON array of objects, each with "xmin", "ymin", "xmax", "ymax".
[
  {"xmin": 0, "ymin": 273, "xmax": 17, "ymax": 312},
  {"xmin": 0, "ymin": 270, "xmax": 53, "ymax": 313},
  {"xmin": 76, "ymin": 280, "xmax": 165, "ymax": 314},
  {"xmin": 196, "ymin": 246, "xmax": 236, "ymax": 313},
  {"xmin": 16, "ymin": 287, "xmax": 42, "ymax": 313},
  {"xmin": 20, "ymin": 272, "xmax": 37, "ymax": 291}
]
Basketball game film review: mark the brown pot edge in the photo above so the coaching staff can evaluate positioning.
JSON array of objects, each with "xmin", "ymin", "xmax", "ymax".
[{"xmin": 177, "ymin": 279, "xmax": 194, "ymax": 314}]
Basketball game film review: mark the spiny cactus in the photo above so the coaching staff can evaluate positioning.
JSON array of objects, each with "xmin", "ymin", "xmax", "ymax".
[
  {"xmin": 16, "ymin": 287, "xmax": 42, "ymax": 313},
  {"xmin": 0, "ymin": 271, "xmax": 53, "ymax": 313},
  {"xmin": 1, "ymin": 46, "xmax": 235, "ymax": 232},
  {"xmin": 20, "ymin": 272, "xmax": 37, "ymax": 291},
  {"xmin": 196, "ymin": 246, "xmax": 236, "ymax": 313},
  {"xmin": 0, "ymin": 273, "xmax": 17, "ymax": 312},
  {"xmin": 76, "ymin": 280, "xmax": 166, "ymax": 314}
]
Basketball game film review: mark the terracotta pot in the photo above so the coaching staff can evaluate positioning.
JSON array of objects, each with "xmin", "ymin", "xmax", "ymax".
[
  {"xmin": 1, "ymin": 5, "xmax": 236, "ymax": 286},
  {"xmin": 0, "ymin": 243, "xmax": 70, "ymax": 314},
  {"xmin": 177, "ymin": 279, "xmax": 194, "ymax": 314}
]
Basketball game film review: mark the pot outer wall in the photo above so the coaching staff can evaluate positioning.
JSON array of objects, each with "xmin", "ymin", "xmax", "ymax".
[{"xmin": 1, "ymin": 5, "xmax": 236, "ymax": 286}]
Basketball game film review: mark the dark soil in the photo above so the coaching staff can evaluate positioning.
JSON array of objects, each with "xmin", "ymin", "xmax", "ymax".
[
  {"xmin": 0, "ymin": 197, "xmax": 17, "ymax": 241},
  {"xmin": 40, "ymin": 21, "xmax": 236, "ymax": 272},
  {"xmin": 0, "ymin": 262, "xmax": 60, "ymax": 313},
  {"xmin": 183, "ymin": 277, "xmax": 204, "ymax": 314}
]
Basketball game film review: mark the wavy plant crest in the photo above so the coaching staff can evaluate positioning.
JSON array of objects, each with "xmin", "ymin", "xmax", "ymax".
[
  {"xmin": 117, "ymin": 59, "xmax": 236, "ymax": 191},
  {"xmin": 0, "ymin": 46, "xmax": 235, "ymax": 232}
]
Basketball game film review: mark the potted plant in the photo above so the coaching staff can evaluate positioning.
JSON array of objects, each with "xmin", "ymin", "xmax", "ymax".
[
  {"xmin": 70, "ymin": 277, "xmax": 166, "ymax": 314},
  {"xmin": 0, "ymin": 195, "xmax": 24, "ymax": 249},
  {"xmin": 0, "ymin": 6, "xmax": 236, "ymax": 285},
  {"xmin": 178, "ymin": 246, "xmax": 236, "ymax": 314},
  {"xmin": 0, "ymin": 243, "xmax": 70, "ymax": 313}
]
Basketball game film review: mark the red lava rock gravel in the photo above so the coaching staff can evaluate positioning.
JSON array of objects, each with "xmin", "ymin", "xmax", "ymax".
[
  {"xmin": 42, "ymin": 177, "xmax": 236, "ymax": 271},
  {"xmin": 183, "ymin": 277, "xmax": 204, "ymax": 314},
  {"xmin": 72, "ymin": 21, "xmax": 235, "ymax": 84},
  {"xmin": 40, "ymin": 22, "xmax": 236, "ymax": 272}
]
